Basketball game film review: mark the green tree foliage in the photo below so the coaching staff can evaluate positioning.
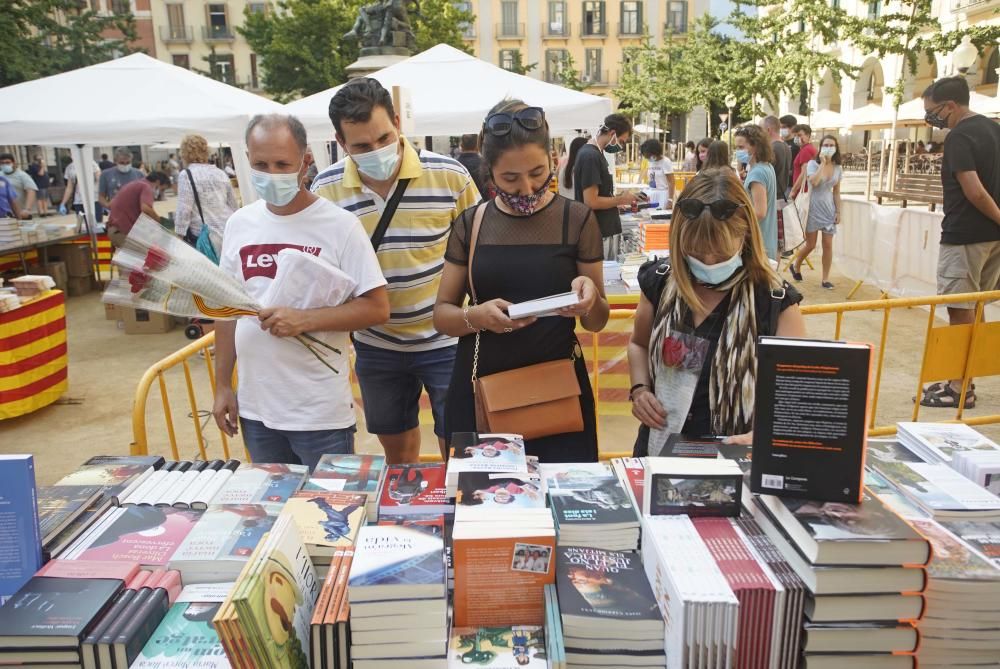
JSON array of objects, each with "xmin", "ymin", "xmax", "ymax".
[
  {"xmin": 1, "ymin": 0, "xmax": 138, "ymax": 87},
  {"xmin": 240, "ymin": 0, "xmax": 474, "ymax": 102},
  {"xmin": 616, "ymin": 36, "xmax": 694, "ymax": 125},
  {"xmin": 556, "ymin": 52, "xmax": 586, "ymax": 92},
  {"xmin": 505, "ymin": 50, "xmax": 537, "ymax": 75}
]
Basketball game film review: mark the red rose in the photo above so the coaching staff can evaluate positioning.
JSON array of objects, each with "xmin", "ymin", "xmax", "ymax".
[
  {"xmin": 662, "ymin": 335, "xmax": 689, "ymax": 368},
  {"xmin": 127, "ymin": 270, "xmax": 150, "ymax": 294},
  {"xmin": 143, "ymin": 246, "xmax": 170, "ymax": 272}
]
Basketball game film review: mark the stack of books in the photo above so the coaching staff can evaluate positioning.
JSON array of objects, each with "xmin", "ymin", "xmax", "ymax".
[
  {"xmin": 544, "ymin": 584, "xmax": 566, "ymax": 669},
  {"xmin": 0, "ymin": 218, "xmax": 20, "ymax": 250},
  {"xmin": 62, "ymin": 505, "xmax": 203, "ymax": 568},
  {"xmin": 132, "ymin": 582, "xmax": 233, "ymax": 668},
  {"xmin": 37, "ymin": 485, "xmax": 105, "ymax": 551},
  {"xmin": 748, "ymin": 490, "xmax": 929, "ymax": 665},
  {"xmin": 214, "ymin": 514, "xmax": 319, "ymax": 667},
  {"xmin": 53, "ymin": 455, "xmax": 166, "ymax": 506},
  {"xmin": 306, "ymin": 453, "xmax": 387, "ymax": 521},
  {"xmin": 542, "ymin": 462, "xmax": 639, "ymax": 551},
  {"xmin": 638, "ymin": 221, "xmax": 670, "ymax": 253},
  {"xmin": 0, "ymin": 455, "xmax": 42, "ymax": 603},
  {"xmin": 168, "ymin": 503, "xmax": 279, "ymax": 583},
  {"xmin": 866, "ymin": 439, "xmax": 1000, "ymax": 521},
  {"xmin": 119, "ymin": 460, "xmax": 240, "ymax": 507},
  {"xmin": 378, "ymin": 463, "xmax": 451, "ymax": 518},
  {"xmin": 619, "ymin": 253, "xmax": 649, "ymax": 290},
  {"xmin": 610, "ymin": 456, "xmax": 646, "ymax": 511},
  {"xmin": 210, "ymin": 462, "xmax": 309, "ymax": 508},
  {"xmin": 898, "ymin": 422, "xmax": 1000, "ymax": 494},
  {"xmin": 642, "ymin": 456, "xmax": 743, "ymax": 518},
  {"xmin": 348, "ymin": 518, "xmax": 449, "ymax": 668},
  {"xmin": 445, "ymin": 433, "xmax": 529, "ymax": 497},
  {"xmin": 447, "ymin": 625, "xmax": 546, "ymax": 668},
  {"xmin": 641, "ymin": 514, "xmax": 739, "ymax": 667},
  {"xmin": 555, "ymin": 546, "xmax": 665, "ymax": 668},
  {"xmin": 279, "ymin": 490, "xmax": 367, "ymax": 580},
  {"xmin": 310, "ymin": 548, "xmax": 354, "ymax": 669},
  {"xmin": 454, "ymin": 471, "xmax": 547, "ymax": 519}
]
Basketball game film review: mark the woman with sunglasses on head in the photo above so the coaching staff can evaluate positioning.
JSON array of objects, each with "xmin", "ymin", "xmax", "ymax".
[
  {"xmin": 734, "ymin": 125, "xmax": 779, "ymax": 261},
  {"xmin": 433, "ymin": 100, "xmax": 609, "ymax": 463},
  {"xmin": 626, "ymin": 169, "xmax": 806, "ymax": 453},
  {"xmin": 790, "ymin": 135, "xmax": 842, "ymax": 289}
]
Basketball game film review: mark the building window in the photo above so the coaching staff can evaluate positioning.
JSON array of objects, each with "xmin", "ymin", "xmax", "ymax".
[
  {"xmin": 831, "ymin": 0, "xmax": 840, "ymax": 8},
  {"xmin": 455, "ymin": 1, "xmax": 475, "ymax": 37},
  {"xmin": 867, "ymin": 1, "xmax": 880, "ymax": 19},
  {"xmin": 666, "ymin": 0, "xmax": 687, "ymax": 33},
  {"xmin": 250, "ymin": 53, "xmax": 260, "ymax": 89},
  {"xmin": 584, "ymin": 48, "xmax": 602, "ymax": 83},
  {"xmin": 213, "ymin": 53, "xmax": 236, "ymax": 85},
  {"xmin": 620, "ymin": 1, "xmax": 642, "ymax": 35},
  {"xmin": 865, "ymin": 72, "xmax": 880, "ymax": 101},
  {"xmin": 172, "ymin": 54, "xmax": 190, "ymax": 69},
  {"xmin": 90, "ymin": 0, "xmax": 101, "ymax": 11},
  {"xmin": 582, "ymin": 1, "xmax": 606, "ymax": 36},
  {"xmin": 164, "ymin": 3, "xmax": 187, "ymax": 40},
  {"xmin": 548, "ymin": 1, "xmax": 566, "ymax": 34},
  {"xmin": 207, "ymin": 4, "xmax": 231, "ymax": 38},
  {"xmin": 110, "ymin": 0, "xmax": 130, "ymax": 14},
  {"xmin": 545, "ymin": 48, "xmax": 567, "ymax": 82},
  {"xmin": 247, "ymin": 2, "xmax": 266, "ymax": 13},
  {"xmin": 501, "ymin": 0, "xmax": 518, "ymax": 32},
  {"xmin": 499, "ymin": 49, "xmax": 519, "ymax": 71}
]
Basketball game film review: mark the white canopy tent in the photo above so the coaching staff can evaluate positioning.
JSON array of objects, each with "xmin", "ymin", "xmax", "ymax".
[
  {"xmin": 0, "ymin": 52, "xmax": 284, "ymax": 257},
  {"xmin": 285, "ymin": 44, "xmax": 613, "ymax": 168}
]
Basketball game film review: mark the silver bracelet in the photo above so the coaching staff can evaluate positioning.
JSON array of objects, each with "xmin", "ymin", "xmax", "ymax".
[{"xmin": 463, "ymin": 306, "xmax": 480, "ymax": 332}]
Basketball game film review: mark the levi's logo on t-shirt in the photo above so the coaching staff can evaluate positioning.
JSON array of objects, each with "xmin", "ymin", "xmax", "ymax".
[{"xmin": 239, "ymin": 243, "xmax": 322, "ymax": 280}]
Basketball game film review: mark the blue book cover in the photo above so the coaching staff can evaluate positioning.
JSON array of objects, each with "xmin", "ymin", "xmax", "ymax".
[
  {"xmin": 0, "ymin": 455, "xmax": 42, "ymax": 603},
  {"xmin": 348, "ymin": 524, "xmax": 445, "ymax": 593}
]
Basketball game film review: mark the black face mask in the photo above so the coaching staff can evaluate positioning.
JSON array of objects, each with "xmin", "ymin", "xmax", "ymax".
[{"xmin": 925, "ymin": 104, "xmax": 949, "ymax": 130}]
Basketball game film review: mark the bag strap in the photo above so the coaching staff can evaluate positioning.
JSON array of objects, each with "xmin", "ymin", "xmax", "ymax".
[
  {"xmin": 766, "ymin": 284, "xmax": 787, "ymax": 336},
  {"xmin": 369, "ymin": 178, "xmax": 411, "ymax": 251},
  {"xmin": 184, "ymin": 168, "xmax": 206, "ymax": 228},
  {"xmin": 468, "ymin": 202, "xmax": 489, "ymax": 383}
]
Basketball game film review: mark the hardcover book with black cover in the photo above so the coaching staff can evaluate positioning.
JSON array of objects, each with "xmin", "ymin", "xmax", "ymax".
[
  {"xmin": 0, "ymin": 576, "xmax": 125, "ymax": 648},
  {"xmin": 751, "ymin": 337, "xmax": 872, "ymax": 503}
]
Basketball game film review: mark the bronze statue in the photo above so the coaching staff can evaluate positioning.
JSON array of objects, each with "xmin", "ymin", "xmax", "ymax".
[{"xmin": 343, "ymin": 0, "xmax": 420, "ymax": 54}]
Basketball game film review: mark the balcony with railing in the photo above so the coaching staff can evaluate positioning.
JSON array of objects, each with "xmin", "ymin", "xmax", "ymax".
[
  {"xmin": 951, "ymin": 0, "xmax": 998, "ymax": 11},
  {"xmin": 581, "ymin": 70, "xmax": 610, "ymax": 87},
  {"xmin": 495, "ymin": 22, "xmax": 525, "ymax": 39},
  {"xmin": 617, "ymin": 21, "xmax": 646, "ymax": 37},
  {"xmin": 202, "ymin": 25, "xmax": 235, "ymax": 41},
  {"xmin": 663, "ymin": 20, "xmax": 688, "ymax": 35},
  {"xmin": 160, "ymin": 25, "xmax": 193, "ymax": 43},
  {"xmin": 580, "ymin": 21, "xmax": 608, "ymax": 38},
  {"xmin": 543, "ymin": 21, "xmax": 571, "ymax": 38}
]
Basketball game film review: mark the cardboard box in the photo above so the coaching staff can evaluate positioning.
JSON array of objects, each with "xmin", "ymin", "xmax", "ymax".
[
  {"xmin": 50, "ymin": 244, "xmax": 93, "ymax": 278},
  {"xmin": 104, "ymin": 302, "xmax": 121, "ymax": 321},
  {"xmin": 28, "ymin": 262, "xmax": 68, "ymax": 293},
  {"xmin": 122, "ymin": 307, "xmax": 174, "ymax": 334},
  {"xmin": 66, "ymin": 275, "xmax": 93, "ymax": 297}
]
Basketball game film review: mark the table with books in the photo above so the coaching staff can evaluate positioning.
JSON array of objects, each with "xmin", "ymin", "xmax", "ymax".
[
  {"xmin": 0, "ymin": 288, "xmax": 68, "ymax": 420},
  {"xmin": 2, "ymin": 419, "xmax": 1000, "ymax": 669}
]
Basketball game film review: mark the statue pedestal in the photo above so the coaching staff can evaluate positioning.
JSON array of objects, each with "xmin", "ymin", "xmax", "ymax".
[{"xmin": 345, "ymin": 52, "xmax": 410, "ymax": 79}]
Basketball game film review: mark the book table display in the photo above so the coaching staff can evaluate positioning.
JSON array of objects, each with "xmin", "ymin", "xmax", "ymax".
[
  {"xmin": 2, "ymin": 424, "xmax": 1000, "ymax": 669},
  {"xmin": 0, "ymin": 290, "xmax": 68, "ymax": 419}
]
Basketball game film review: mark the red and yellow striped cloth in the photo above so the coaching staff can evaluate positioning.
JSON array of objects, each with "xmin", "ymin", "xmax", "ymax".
[{"xmin": 0, "ymin": 291, "xmax": 68, "ymax": 420}]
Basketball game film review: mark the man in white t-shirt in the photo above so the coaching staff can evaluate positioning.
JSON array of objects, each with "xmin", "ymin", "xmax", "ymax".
[
  {"xmin": 639, "ymin": 138, "xmax": 675, "ymax": 208},
  {"xmin": 213, "ymin": 114, "xmax": 390, "ymax": 470}
]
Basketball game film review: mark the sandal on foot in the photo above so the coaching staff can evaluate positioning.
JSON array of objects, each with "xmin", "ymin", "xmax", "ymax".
[
  {"xmin": 920, "ymin": 383, "xmax": 976, "ymax": 409},
  {"xmin": 790, "ymin": 267, "xmax": 803, "ymax": 282}
]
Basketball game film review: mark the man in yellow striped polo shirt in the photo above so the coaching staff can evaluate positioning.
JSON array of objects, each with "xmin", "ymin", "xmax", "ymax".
[{"xmin": 312, "ymin": 78, "xmax": 480, "ymax": 464}]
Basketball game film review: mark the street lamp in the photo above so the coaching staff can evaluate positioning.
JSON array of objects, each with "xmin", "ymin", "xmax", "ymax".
[
  {"xmin": 724, "ymin": 95, "xmax": 737, "ymax": 146},
  {"xmin": 953, "ymin": 35, "xmax": 979, "ymax": 75}
]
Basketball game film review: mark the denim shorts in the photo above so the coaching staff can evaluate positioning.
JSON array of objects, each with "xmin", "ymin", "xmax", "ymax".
[
  {"xmin": 353, "ymin": 340, "xmax": 456, "ymax": 438},
  {"xmin": 240, "ymin": 418, "xmax": 355, "ymax": 472}
]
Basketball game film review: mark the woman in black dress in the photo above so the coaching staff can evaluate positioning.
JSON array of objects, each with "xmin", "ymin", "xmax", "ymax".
[{"xmin": 433, "ymin": 100, "xmax": 609, "ymax": 462}]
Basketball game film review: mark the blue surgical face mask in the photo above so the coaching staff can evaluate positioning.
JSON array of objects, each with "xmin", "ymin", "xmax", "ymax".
[
  {"xmin": 686, "ymin": 251, "xmax": 744, "ymax": 287},
  {"xmin": 250, "ymin": 164, "xmax": 302, "ymax": 206},
  {"xmin": 351, "ymin": 140, "xmax": 401, "ymax": 181},
  {"xmin": 0, "ymin": 165, "xmax": 12, "ymax": 175},
  {"xmin": 734, "ymin": 148, "xmax": 750, "ymax": 164}
]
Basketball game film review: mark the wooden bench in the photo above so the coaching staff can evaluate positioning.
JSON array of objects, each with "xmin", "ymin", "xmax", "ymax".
[{"xmin": 874, "ymin": 173, "xmax": 944, "ymax": 211}]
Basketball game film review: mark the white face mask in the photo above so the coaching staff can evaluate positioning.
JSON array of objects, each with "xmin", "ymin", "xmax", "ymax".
[
  {"xmin": 820, "ymin": 146, "xmax": 836, "ymax": 158},
  {"xmin": 779, "ymin": 128, "xmax": 789, "ymax": 139},
  {"xmin": 250, "ymin": 165, "xmax": 302, "ymax": 206},
  {"xmin": 351, "ymin": 140, "xmax": 401, "ymax": 181}
]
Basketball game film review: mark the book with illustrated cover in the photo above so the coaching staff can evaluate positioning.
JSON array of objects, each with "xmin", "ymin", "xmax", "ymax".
[
  {"xmin": 542, "ymin": 463, "xmax": 636, "ymax": 526},
  {"xmin": 643, "ymin": 457, "xmax": 743, "ymax": 518},
  {"xmin": 448, "ymin": 625, "xmax": 546, "ymax": 668},
  {"xmin": 455, "ymin": 472, "xmax": 546, "ymax": 512},
  {"xmin": 66, "ymin": 505, "xmax": 202, "ymax": 567},
  {"xmin": 610, "ymin": 457, "xmax": 645, "ymax": 511},
  {"xmin": 280, "ymin": 491, "xmax": 367, "ymax": 556},
  {"xmin": 311, "ymin": 453, "xmax": 386, "ymax": 493},
  {"xmin": 447, "ymin": 434, "xmax": 529, "ymax": 496},
  {"xmin": 132, "ymin": 582, "xmax": 233, "ymax": 668},
  {"xmin": 751, "ymin": 337, "xmax": 872, "ymax": 503},
  {"xmin": 37, "ymin": 484, "xmax": 104, "ymax": 542},
  {"xmin": 0, "ymin": 455, "xmax": 42, "ymax": 603},
  {"xmin": 348, "ymin": 523, "xmax": 446, "ymax": 601},
  {"xmin": 378, "ymin": 463, "xmax": 450, "ymax": 516},
  {"xmin": 897, "ymin": 422, "xmax": 1000, "ymax": 463},
  {"xmin": 55, "ymin": 461, "xmax": 157, "ymax": 505},
  {"xmin": 909, "ymin": 518, "xmax": 998, "ymax": 582},
  {"xmin": 0, "ymin": 576, "xmax": 125, "ymax": 648},
  {"xmin": 938, "ymin": 519, "xmax": 1000, "ymax": 567},
  {"xmin": 211, "ymin": 463, "xmax": 308, "ymax": 506},
  {"xmin": 170, "ymin": 505, "xmax": 278, "ymax": 582}
]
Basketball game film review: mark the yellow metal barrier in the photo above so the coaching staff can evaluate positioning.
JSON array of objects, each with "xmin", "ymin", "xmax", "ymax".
[{"xmin": 132, "ymin": 290, "xmax": 1000, "ymax": 459}]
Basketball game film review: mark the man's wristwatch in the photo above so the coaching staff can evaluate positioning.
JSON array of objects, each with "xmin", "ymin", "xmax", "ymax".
[{"xmin": 628, "ymin": 383, "xmax": 648, "ymax": 402}]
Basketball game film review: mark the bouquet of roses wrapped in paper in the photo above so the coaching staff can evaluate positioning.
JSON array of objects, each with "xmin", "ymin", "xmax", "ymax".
[{"xmin": 103, "ymin": 215, "xmax": 343, "ymax": 372}]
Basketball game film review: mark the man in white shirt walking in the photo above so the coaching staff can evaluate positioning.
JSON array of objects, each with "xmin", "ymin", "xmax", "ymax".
[{"xmin": 212, "ymin": 113, "xmax": 390, "ymax": 470}]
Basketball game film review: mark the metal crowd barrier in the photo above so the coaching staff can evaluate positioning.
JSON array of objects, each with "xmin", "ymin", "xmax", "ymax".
[{"xmin": 131, "ymin": 289, "xmax": 1000, "ymax": 459}]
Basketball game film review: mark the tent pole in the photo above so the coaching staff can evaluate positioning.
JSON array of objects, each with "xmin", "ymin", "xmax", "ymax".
[
  {"xmin": 309, "ymin": 141, "xmax": 332, "ymax": 171},
  {"xmin": 231, "ymin": 140, "xmax": 256, "ymax": 205},
  {"xmin": 72, "ymin": 145, "xmax": 102, "ymax": 284}
]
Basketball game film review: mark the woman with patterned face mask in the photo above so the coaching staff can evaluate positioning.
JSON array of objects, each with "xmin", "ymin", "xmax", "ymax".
[
  {"xmin": 790, "ymin": 135, "xmax": 843, "ymax": 289},
  {"xmin": 626, "ymin": 170, "xmax": 807, "ymax": 453},
  {"xmin": 433, "ymin": 99, "xmax": 610, "ymax": 463}
]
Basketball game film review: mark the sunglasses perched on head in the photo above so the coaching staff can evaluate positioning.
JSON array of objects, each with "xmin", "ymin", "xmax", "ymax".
[
  {"xmin": 676, "ymin": 198, "xmax": 743, "ymax": 220},
  {"xmin": 483, "ymin": 107, "xmax": 546, "ymax": 136}
]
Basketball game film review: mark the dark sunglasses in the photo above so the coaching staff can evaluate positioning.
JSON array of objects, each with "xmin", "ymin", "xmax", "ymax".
[
  {"xmin": 676, "ymin": 198, "xmax": 743, "ymax": 220},
  {"xmin": 483, "ymin": 107, "xmax": 546, "ymax": 136}
]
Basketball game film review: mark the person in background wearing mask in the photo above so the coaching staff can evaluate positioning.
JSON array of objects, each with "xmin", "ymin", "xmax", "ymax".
[
  {"xmin": 456, "ymin": 134, "xmax": 486, "ymax": 198},
  {"xmin": 58, "ymin": 158, "xmax": 103, "ymax": 223},
  {"xmin": 105, "ymin": 171, "xmax": 171, "ymax": 247},
  {"xmin": 0, "ymin": 154, "xmax": 38, "ymax": 213},
  {"xmin": 0, "ymin": 174, "xmax": 29, "ymax": 220},
  {"xmin": 433, "ymin": 99, "xmax": 609, "ymax": 462},
  {"xmin": 574, "ymin": 113, "xmax": 638, "ymax": 241},
  {"xmin": 734, "ymin": 126, "xmax": 779, "ymax": 260},
  {"xmin": 627, "ymin": 169, "xmax": 805, "ymax": 453},
  {"xmin": 213, "ymin": 113, "xmax": 389, "ymax": 470},
  {"xmin": 640, "ymin": 139, "xmax": 676, "ymax": 209},
  {"xmin": 312, "ymin": 77, "xmax": 479, "ymax": 464},
  {"xmin": 27, "ymin": 155, "xmax": 51, "ymax": 216},
  {"xmin": 761, "ymin": 116, "xmax": 791, "ymax": 200},
  {"xmin": 918, "ymin": 76, "xmax": 1000, "ymax": 410},
  {"xmin": 98, "ymin": 148, "xmax": 144, "ymax": 212},
  {"xmin": 790, "ymin": 135, "xmax": 842, "ymax": 289},
  {"xmin": 789, "ymin": 124, "xmax": 817, "ymax": 199}
]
